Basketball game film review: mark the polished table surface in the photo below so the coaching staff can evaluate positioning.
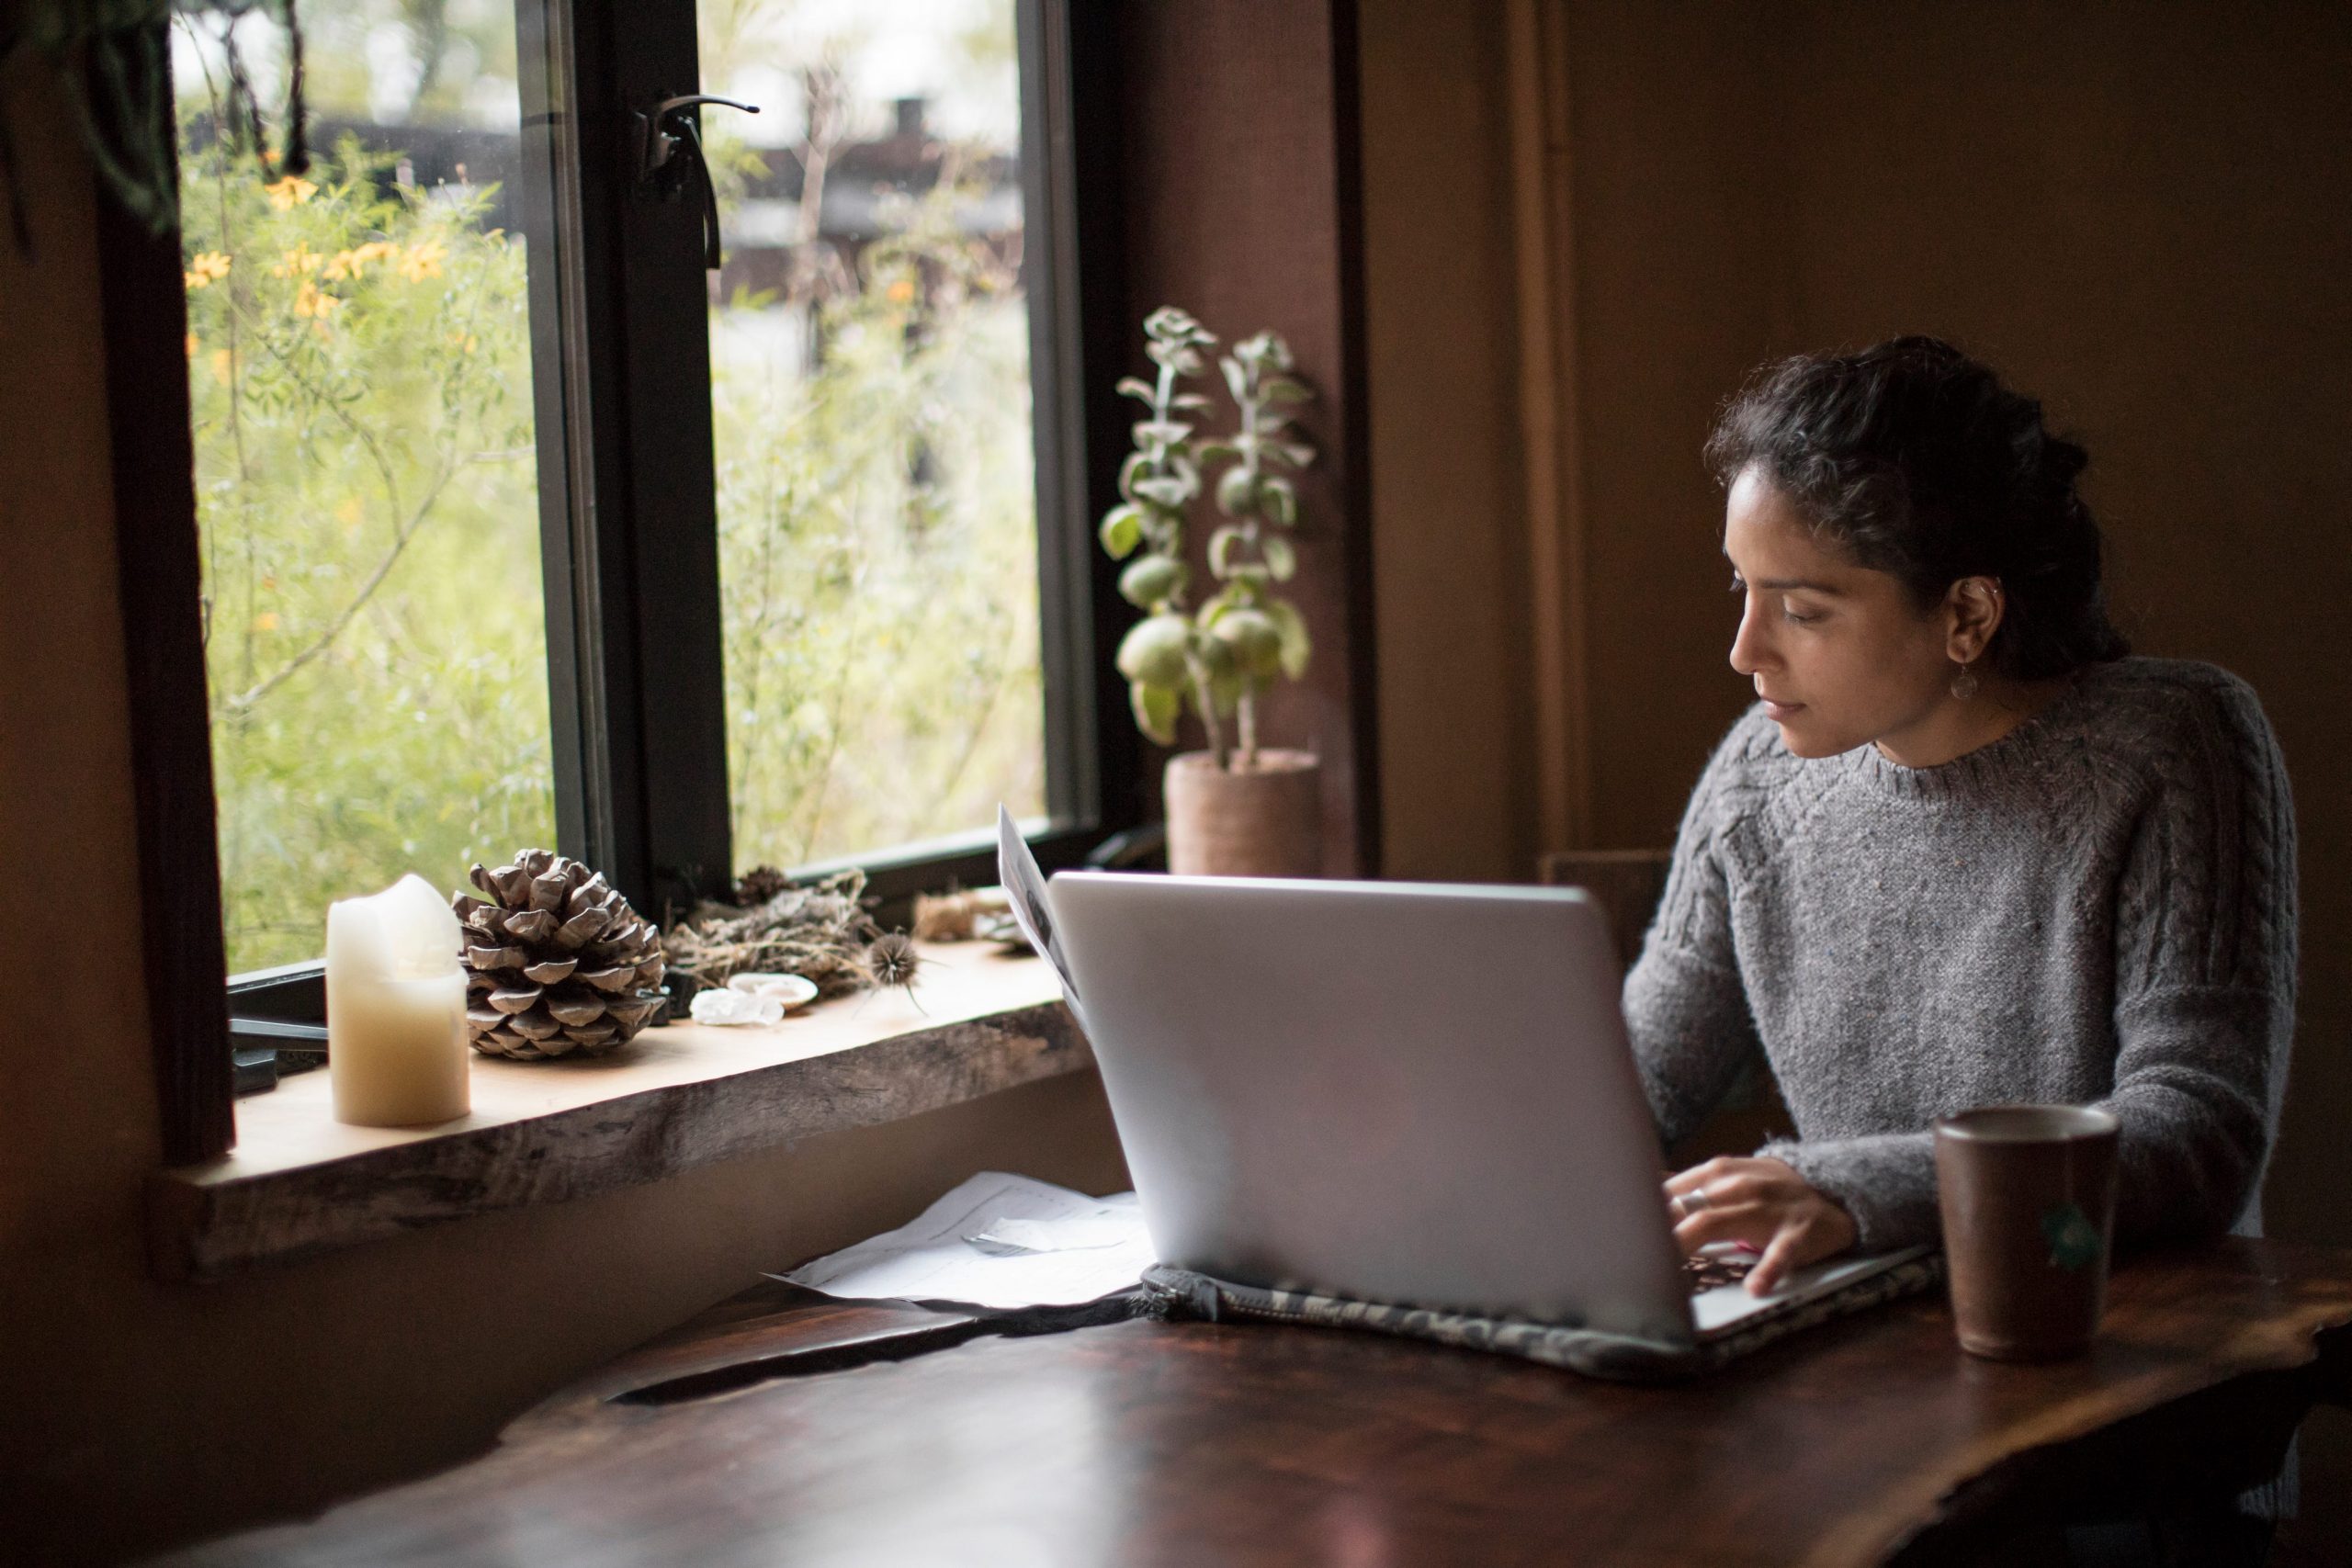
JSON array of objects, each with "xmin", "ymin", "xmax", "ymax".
[{"xmin": 167, "ymin": 1238, "xmax": 2352, "ymax": 1566}]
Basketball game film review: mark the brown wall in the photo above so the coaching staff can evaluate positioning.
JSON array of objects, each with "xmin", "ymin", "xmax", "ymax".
[
  {"xmin": 1357, "ymin": 0, "xmax": 1532, "ymax": 883},
  {"xmin": 1111, "ymin": 1, "xmax": 1382, "ymax": 877},
  {"xmin": 0, "ymin": 73, "xmax": 1126, "ymax": 1566},
  {"xmin": 1362, "ymin": 0, "xmax": 2352, "ymax": 1545}
]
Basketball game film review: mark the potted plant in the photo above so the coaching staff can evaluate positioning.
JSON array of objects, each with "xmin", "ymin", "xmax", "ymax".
[{"xmin": 1100, "ymin": 306, "xmax": 1320, "ymax": 877}]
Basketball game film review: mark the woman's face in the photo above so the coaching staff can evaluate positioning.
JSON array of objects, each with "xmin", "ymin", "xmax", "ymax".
[{"xmin": 1723, "ymin": 468, "xmax": 1957, "ymax": 760}]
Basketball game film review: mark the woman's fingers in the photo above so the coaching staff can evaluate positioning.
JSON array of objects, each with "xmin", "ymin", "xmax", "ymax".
[
  {"xmin": 1746, "ymin": 1202, "xmax": 1861, "ymax": 1295},
  {"xmin": 1664, "ymin": 1155, "xmax": 1806, "ymax": 1202},
  {"xmin": 1663, "ymin": 1156, "xmax": 1859, "ymax": 1294},
  {"xmin": 1663, "ymin": 1156, "xmax": 1745, "ymax": 1198},
  {"xmin": 1747, "ymin": 1223, "xmax": 1815, "ymax": 1296}
]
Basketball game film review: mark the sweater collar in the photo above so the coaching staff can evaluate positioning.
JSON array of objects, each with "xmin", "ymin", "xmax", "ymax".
[{"xmin": 1838, "ymin": 667, "xmax": 2106, "ymax": 799}]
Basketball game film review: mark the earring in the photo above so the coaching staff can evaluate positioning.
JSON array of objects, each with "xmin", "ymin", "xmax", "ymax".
[{"xmin": 1951, "ymin": 661, "xmax": 1981, "ymax": 701}]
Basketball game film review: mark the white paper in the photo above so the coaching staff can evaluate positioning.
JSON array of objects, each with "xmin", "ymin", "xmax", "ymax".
[
  {"xmin": 773, "ymin": 1171, "xmax": 1152, "ymax": 1310},
  {"xmin": 997, "ymin": 806, "xmax": 1080, "ymax": 1003}
]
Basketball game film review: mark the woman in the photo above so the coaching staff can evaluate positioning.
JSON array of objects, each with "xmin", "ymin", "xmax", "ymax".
[{"xmin": 1626, "ymin": 336, "xmax": 2298, "ymax": 1299}]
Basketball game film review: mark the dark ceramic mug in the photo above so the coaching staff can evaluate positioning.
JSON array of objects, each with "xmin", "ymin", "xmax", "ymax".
[{"xmin": 1933, "ymin": 1104, "xmax": 2120, "ymax": 1361}]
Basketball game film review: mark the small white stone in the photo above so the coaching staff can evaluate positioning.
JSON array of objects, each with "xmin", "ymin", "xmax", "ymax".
[
  {"xmin": 725, "ymin": 972, "xmax": 820, "ymax": 1010},
  {"xmin": 688, "ymin": 988, "xmax": 786, "ymax": 1027}
]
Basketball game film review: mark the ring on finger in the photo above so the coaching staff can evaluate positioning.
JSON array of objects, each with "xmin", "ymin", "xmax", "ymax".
[{"xmin": 1674, "ymin": 1187, "xmax": 1713, "ymax": 1220}]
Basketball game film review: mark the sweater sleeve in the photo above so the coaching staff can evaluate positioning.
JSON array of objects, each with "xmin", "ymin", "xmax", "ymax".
[
  {"xmin": 2099, "ymin": 673, "xmax": 2298, "ymax": 1243},
  {"xmin": 1623, "ymin": 715, "xmax": 1767, "ymax": 1150},
  {"xmin": 1772, "ymin": 672, "xmax": 2299, "ymax": 1254}
]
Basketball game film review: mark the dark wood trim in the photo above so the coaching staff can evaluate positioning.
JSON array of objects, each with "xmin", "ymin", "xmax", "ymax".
[
  {"xmin": 598, "ymin": 0, "xmax": 736, "ymax": 919},
  {"xmin": 1325, "ymin": 0, "xmax": 1382, "ymax": 876},
  {"xmin": 93, "ymin": 18, "xmax": 235, "ymax": 1164},
  {"xmin": 1023, "ymin": 0, "xmax": 1143, "ymax": 840},
  {"xmin": 1065, "ymin": 0, "xmax": 1148, "ymax": 841},
  {"xmin": 520, "ymin": 0, "xmax": 628, "ymax": 895}
]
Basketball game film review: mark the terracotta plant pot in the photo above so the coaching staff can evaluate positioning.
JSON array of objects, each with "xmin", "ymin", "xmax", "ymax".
[{"xmin": 1164, "ymin": 750, "xmax": 1322, "ymax": 877}]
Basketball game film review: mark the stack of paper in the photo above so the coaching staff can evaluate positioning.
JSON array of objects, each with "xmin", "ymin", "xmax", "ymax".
[{"xmin": 775, "ymin": 1171, "xmax": 1153, "ymax": 1311}]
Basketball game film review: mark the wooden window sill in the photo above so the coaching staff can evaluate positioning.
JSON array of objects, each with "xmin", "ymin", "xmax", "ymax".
[{"xmin": 147, "ymin": 945, "xmax": 1083, "ymax": 1281}]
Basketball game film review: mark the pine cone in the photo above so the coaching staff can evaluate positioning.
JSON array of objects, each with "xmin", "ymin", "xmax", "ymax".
[
  {"xmin": 452, "ymin": 850, "xmax": 667, "ymax": 1061},
  {"xmin": 734, "ymin": 864, "xmax": 793, "ymax": 906}
]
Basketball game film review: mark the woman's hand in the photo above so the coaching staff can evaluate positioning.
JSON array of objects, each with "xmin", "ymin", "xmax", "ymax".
[{"xmin": 1664, "ymin": 1156, "xmax": 1858, "ymax": 1296}]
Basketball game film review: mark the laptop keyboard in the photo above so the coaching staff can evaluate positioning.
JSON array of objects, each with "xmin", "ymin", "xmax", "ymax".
[{"xmin": 1683, "ymin": 1252, "xmax": 1756, "ymax": 1293}]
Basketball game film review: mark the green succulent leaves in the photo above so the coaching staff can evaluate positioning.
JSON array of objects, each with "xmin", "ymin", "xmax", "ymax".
[
  {"xmin": 1115, "ymin": 615, "xmax": 1193, "ymax": 688},
  {"xmin": 1099, "ymin": 503, "xmax": 1144, "ymax": 559},
  {"xmin": 1101, "ymin": 307, "xmax": 1317, "ymax": 770},
  {"xmin": 1119, "ymin": 555, "xmax": 1188, "ymax": 609},
  {"xmin": 1129, "ymin": 679, "xmax": 1181, "ymax": 746}
]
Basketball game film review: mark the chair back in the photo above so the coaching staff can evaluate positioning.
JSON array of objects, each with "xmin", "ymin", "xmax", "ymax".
[{"xmin": 1536, "ymin": 850, "xmax": 1670, "ymax": 972}]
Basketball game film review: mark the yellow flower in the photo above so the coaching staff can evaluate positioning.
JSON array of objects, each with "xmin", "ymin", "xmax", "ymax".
[
  {"xmin": 265, "ymin": 175, "xmax": 319, "ymax": 211},
  {"xmin": 271, "ymin": 244, "xmax": 322, "ymax": 279},
  {"xmin": 396, "ymin": 238, "xmax": 448, "ymax": 281},
  {"xmin": 182, "ymin": 251, "xmax": 232, "ymax": 290},
  {"xmin": 323, "ymin": 241, "xmax": 395, "ymax": 281},
  {"xmin": 208, "ymin": 348, "xmax": 233, "ymax": 386},
  {"xmin": 254, "ymin": 612, "xmax": 279, "ymax": 632},
  {"xmin": 334, "ymin": 497, "xmax": 363, "ymax": 526},
  {"xmin": 885, "ymin": 276, "xmax": 916, "ymax": 304},
  {"xmin": 292, "ymin": 279, "xmax": 342, "ymax": 319},
  {"xmin": 185, "ymin": 333, "xmax": 199, "ymax": 358},
  {"xmin": 447, "ymin": 330, "xmax": 480, "ymax": 355}
]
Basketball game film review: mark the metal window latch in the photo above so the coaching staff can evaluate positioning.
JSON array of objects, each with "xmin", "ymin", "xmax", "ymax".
[{"xmin": 632, "ymin": 94, "xmax": 761, "ymax": 270}]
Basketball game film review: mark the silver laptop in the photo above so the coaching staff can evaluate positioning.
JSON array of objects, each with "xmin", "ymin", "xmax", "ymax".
[{"xmin": 1040, "ymin": 866, "xmax": 1924, "ymax": 1347}]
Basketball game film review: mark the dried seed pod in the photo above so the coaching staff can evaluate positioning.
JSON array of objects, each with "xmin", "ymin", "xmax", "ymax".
[{"xmin": 865, "ymin": 931, "xmax": 922, "ymax": 992}]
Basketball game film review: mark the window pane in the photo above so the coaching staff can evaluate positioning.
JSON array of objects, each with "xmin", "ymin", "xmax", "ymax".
[
  {"xmin": 701, "ymin": 0, "xmax": 1046, "ymax": 874},
  {"xmin": 175, "ymin": 0, "xmax": 556, "ymax": 973}
]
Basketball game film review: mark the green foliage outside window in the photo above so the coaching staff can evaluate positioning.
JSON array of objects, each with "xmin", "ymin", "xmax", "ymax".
[
  {"xmin": 181, "ymin": 123, "xmax": 555, "ymax": 975},
  {"xmin": 712, "ymin": 159, "xmax": 1045, "ymax": 872}
]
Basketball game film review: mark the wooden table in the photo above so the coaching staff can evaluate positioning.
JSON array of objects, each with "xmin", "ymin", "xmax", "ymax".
[{"xmin": 163, "ymin": 1239, "xmax": 2352, "ymax": 1566}]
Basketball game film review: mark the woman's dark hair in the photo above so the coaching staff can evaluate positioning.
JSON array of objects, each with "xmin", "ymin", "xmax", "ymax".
[{"xmin": 1704, "ymin": 335, "xmax": 2128, "ymax": 681}]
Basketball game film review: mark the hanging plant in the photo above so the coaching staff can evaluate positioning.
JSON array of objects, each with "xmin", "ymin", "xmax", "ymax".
[{"xmin": 0, "ymin": 0, "xmax": 309, "ymax": 252}]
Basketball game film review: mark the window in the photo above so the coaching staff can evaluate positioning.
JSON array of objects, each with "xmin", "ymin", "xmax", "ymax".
[
  {"xmin": 163, "ymin": 0, "xmax": 1132, "ymax": 1085},
  {"xmin": 175, "ymin": 0, "xmax": 559, "ymax": 976},
  {"xmin": 702, "ymin": 6, "xmax": 1047, "ymax": 873}
]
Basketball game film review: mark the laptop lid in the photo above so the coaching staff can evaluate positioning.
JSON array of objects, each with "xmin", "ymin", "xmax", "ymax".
[{"xmin": 1046, "ymin": 871, "xmax": 1696, "ymax": 1344}]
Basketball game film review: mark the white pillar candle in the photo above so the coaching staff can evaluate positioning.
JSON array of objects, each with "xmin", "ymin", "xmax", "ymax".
[{"xmin": 326, "ymin": 874, "xmax": 469, "ymax": 1126}]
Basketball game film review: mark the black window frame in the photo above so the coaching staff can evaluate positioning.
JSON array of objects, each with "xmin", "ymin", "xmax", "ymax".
[{"xmin": 121, "ymin": 0, "xmax": 1139, "ymax": 1149}]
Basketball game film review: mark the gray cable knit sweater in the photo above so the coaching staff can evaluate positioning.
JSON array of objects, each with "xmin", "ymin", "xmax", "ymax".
[{"xmin": 1623, "ymin": 657, "xmax": 2298, "ymax": 1253}]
